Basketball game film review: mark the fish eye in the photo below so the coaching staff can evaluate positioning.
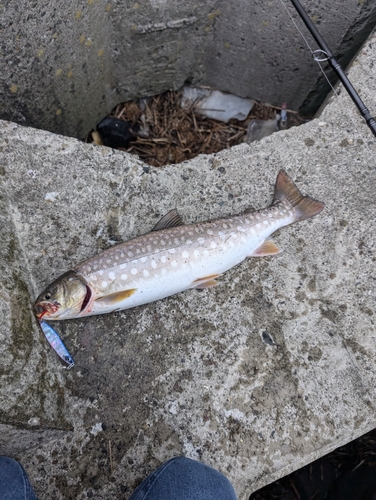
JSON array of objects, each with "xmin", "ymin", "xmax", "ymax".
[{"xmin": 44, "ymin": 292, "xmax": 52, "ymax": 300}]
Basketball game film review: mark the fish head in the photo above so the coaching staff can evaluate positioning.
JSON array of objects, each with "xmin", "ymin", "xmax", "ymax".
[{"xmin": 35, "ymin": 271, "xmax": 91, "ymax": 320}]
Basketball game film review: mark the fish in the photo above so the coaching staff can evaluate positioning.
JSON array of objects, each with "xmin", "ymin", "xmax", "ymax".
[
  {"xmin": 39, "ymin": 320, "xmax": 75, "ymax": 368},
  {"xmin": 35, "ymin": 170, "xmax": 324, "ymax": 321}
]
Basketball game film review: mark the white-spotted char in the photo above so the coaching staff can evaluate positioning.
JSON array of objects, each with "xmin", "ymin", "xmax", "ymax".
[{"xmin": 35, "ymin": 170, "xmax": 324, "ymax": 321}]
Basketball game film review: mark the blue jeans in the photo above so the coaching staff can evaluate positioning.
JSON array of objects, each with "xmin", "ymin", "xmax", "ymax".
[
  {"xmin": 0, "ymin": 455, "xmax": 237, "ymax": 500},
  {"xmin": 129, "ymin": 456, "xmax": 237, "ymax": 500},
  {"xmin": 0, "ymin": 456, "xmax": 37, "ymax": 500}
]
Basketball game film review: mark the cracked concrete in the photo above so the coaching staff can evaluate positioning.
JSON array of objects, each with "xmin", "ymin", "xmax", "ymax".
[
  {"xmin": 1, "ymin": 0, "xmax": 376, "ymax": 137},
  {"xmin": 0, "ymin": 29, "xmax": 376, "ymax": 500}
]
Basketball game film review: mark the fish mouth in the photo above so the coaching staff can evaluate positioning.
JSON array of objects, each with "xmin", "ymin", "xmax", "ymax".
[{"xmin": 35, "ymin": 301, "xmax": 60, "ymax": 320}]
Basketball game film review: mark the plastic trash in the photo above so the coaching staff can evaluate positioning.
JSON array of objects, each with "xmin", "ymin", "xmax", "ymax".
[
  {"xmin": 95, "ymin": 117, "xmax": 138, "ymax": 148},
  {"xmin": 245, "ymin": 115, "xmax": 281, "ymax": 143},
  {"xmin": 181, "ymin": 86, "xmax": 254, "ymax": 123}
]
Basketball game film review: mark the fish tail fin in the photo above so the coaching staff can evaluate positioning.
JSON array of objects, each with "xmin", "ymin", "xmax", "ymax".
[{"xmin": 273, "ymin": 170, "xmax": 324, "ymax": 222}]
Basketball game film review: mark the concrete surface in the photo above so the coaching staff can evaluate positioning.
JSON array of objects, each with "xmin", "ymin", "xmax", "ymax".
[
  {"xmin": 0, "ymin": 28, "xmax": 376, "ymax": 500},
  {"xmin": 1, "ymin": 0, "xmax": 376, "ymax": 138}
]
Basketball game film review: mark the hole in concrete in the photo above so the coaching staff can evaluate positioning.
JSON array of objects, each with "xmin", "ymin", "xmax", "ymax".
[
  {"xmin": 249, "ymin": 427, "xmax": 376, "ymax": 499},
  {"xmin": 86, "ymin": 88, "xmax": 307, "ymax": 167}
]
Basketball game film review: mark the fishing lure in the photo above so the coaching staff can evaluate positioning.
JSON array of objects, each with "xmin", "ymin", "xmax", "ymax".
[{"xmin": 39, "ymin": 320, "xmax": 75, "ymax": 369}]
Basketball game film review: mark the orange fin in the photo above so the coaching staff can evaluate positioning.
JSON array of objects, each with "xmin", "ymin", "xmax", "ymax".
[
  {"xmin": 192, "ymin": 274, "xmax": 221, "ymax": 289},
  {"xmin": 194, "ymin": 280, "xmax": 219, "ymax": 289},
  {"xmin": 273, "ymin": 170, "xmax": 324, "ymax": 222},
  {"xmin": 192, "ymin": 274, "xmax": 220, "ymax": 284},
  {"xmin": 152, "ymin": 209, "xmax": 184, "ymax": 231},
  {"xmin": 251, "ymin": 239, "xmax": 280, "ymax": 257},
  {"xmin": 95, "ymin": 288, "xmax": 137, "ymax": 305}
]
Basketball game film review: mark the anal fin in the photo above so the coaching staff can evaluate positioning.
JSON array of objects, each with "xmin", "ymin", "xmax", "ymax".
[
  {"xmin": 95, "ymin": 288, "xmax": 137, "ymax": 305},
  {"xmin": 251, "ymin": 239, "xmax": 280, "ymax": 257}
]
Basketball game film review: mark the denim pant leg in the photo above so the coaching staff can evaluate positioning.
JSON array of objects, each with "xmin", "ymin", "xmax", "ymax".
[
  {"xmin": 0, "ymin": 456, "xmax": 37, "ymax": 500},
  {"xmin": 129, "ymin": 456, "xmax": 237, "ymax": 500}
]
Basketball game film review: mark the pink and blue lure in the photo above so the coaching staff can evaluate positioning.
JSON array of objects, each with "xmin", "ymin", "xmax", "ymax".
[{"xmin": 39, "ymin": 320, "xmax": 75, "ymax": 369}]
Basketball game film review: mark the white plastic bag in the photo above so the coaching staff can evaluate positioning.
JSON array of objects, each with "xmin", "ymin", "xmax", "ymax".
[{"xmin": 182, "ymin": 86, "xmax": 254, "ymax": 123}]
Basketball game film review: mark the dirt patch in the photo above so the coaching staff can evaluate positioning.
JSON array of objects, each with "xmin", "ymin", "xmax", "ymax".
[{"xmin": 88, "ymin": 89, "xmax": 305, "ymax": 167}]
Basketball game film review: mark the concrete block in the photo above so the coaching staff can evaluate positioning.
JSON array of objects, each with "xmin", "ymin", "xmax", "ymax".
[
  {"xmin": 1, "ymin": 0, "xmax": 375, "ymax": 137},
  {"xmin": 0, "ymin": 28, "xmax": 375, "ymax": 500}
]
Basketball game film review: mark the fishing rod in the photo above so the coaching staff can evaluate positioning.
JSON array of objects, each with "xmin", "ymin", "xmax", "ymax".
[{"xmin": 290, "ymin": 0, "xmax": 376, "ymax": 138}]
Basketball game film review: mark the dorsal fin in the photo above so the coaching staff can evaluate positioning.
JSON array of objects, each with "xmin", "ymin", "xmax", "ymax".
[
  {"xmin": 152, "ymin": 209, "xmax": 184, "ymax": 231},
  {"xmin": 243, "ymin": 205, "xmax": 256, "ymax": 214}
]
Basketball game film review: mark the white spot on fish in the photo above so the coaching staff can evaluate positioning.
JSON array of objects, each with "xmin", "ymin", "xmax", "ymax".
[
  {"xmin": 128, "ymin": 251, "xmax": 133, "ymax": 257},
  {"xmin": 174, "ymin": 238, "xmax": 180, "ymax": 245},
  {"xmin": 120, "ymin": 263, "xmax": 127, "ymax": 269},
  {"xmin": 143, "ymin": 269, "xmax": 149, "ymax": 277},
  {"xmin": 136, "ymin": 249, "xmax": 141, "ymax": 254},
  {"xmin": 161, "ymin": 256, "xmax": 167, "ymax": 263},
  {"xmin": 237, "ymin": 226, "xmax": 244, "ymax": 232},
  {"xmin": 182, "ymin": 251, "xmax": 189, "ymax": 258},
  {"xmin": 186, "ymin": 240, "xmax": 192, "ymax": 245},
  {"xmin": 147, "ymin": 245, "xmax": 152, "ymax": 252},
  {"xmin": 121, "ymin": 252, "xmax": 125, "ymax": 257},
  {"xmin": 91, "ymin": 275, "xmax": 97, "ymax": 281},
  {"xmin": 211, "ymin": 241, "xmax": 217, "ymax": 249},
  {"xmin": 99, "ymin": 270, "xmax": 104, "ymax": 275},
  {"xmin": 188, "ymin": 231, "xmax": 194, "ymax": 236},
  {"xmin": 256, "ymin": 223, "xmax": 261, "ymax": 229},
  {"xmin": 169, "ymin": 248, "xmax": 175, "ymax": 254},
  {"xmin": 161, "ymin": 239, "xmax": 166, "ymax": 245},
  {"xmin": 141, "ymin": 256, "xmax": 148, "ymax": 263},
  {"xmin": 131, "ymin": 268, "xmax": 138, "ymax": 275},
  {"xmin": 121, "ymin": 274, "xmax": 128, "ymax": 281},
  {"xmin": 106, "ymin": 259, "xmax": 111, "ymax": 264},
  {"xmin": 151, "ymin": 259, "xmax": 157, "ymax": 269},
  {"xmin": 198, "ymin": 237, "xmax": 205, "ymax": 244},
  {"xmin": 108, "ymin": 272, "xmax": 115, "ymax": 280},
  {"xmin": 223, "ymin": 224, "xmax": 228, "ymax": 229},
  {"xmin": 207, "ymin": 229, "xmax": 213, "ymax": 235},
  {"xmin": 101, "ymin": 281, "xmax": 108, "ymax": 288}
]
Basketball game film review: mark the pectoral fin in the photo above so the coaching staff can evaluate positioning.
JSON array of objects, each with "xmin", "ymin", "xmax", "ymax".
[
  {"xmin": 251, "ymin": 239, "xmax": 280, "ymax": 257},
  {"xmin": 95, "ymin": 288, "xmax": 137, "ymax": 305}
]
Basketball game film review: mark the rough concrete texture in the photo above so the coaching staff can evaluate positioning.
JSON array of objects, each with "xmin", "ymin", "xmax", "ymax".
[
  {"xmin": 1, "ymin": 29, "xmax": 376, "ymax": 500},
  {"xmin": 1, "ymin": 0, "xmax": 376, "ymax": 138}
]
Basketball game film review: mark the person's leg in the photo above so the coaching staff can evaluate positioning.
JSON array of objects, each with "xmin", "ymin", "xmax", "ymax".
[
  {"xmin": 129, "ymin": 456, "xmax": 237, "ymax": 500},
  {"xmin": 0, "ymin": 456, "xmax": 37, "ymax": 500}
]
